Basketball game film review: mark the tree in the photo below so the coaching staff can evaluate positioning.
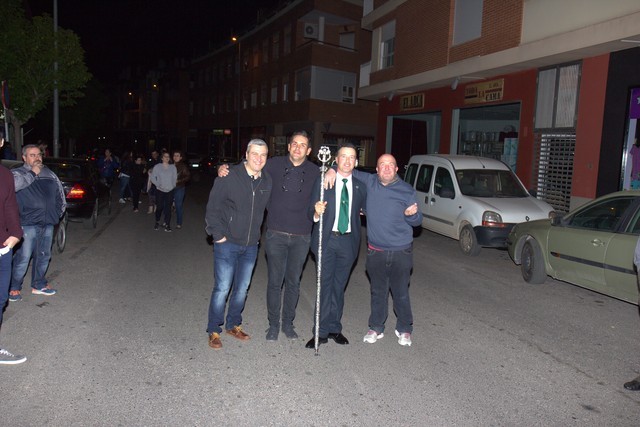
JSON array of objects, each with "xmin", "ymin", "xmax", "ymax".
[{"xmin": 0, "ymin": 0, "xmax": 91, "ymax": 155}]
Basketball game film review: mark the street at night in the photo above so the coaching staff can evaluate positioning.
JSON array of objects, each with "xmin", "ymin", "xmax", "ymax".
[{"xmin": 2, "ymin": 175, "xmax": 640, "ymax": 426}]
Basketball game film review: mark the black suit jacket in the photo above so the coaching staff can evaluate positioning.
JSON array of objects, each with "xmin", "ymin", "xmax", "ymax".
[{"xmin": 308, "ymin": 174, "xmax": 367, "ymax": 261}]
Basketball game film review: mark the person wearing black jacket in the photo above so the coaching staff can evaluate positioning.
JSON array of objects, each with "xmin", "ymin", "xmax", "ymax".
[
  {"xmin": 129, "ymin": 154, "xmax": 147, "ymax": 212},
  {"xmin": 204, "ymin": 139, "xmax": 272, "ymax": 350}
]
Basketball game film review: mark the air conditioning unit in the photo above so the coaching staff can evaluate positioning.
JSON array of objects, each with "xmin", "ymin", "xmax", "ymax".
[{"xmin": 304, "ymin": 23, "xmax": 319, "ymax": 39}]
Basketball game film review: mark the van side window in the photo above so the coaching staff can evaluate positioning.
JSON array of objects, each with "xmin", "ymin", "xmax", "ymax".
[
  {"xmin": 434, "ymin": 167, "xmax": 455, "ymax": 197},
  {"xmin": 404, "ymin": 163, "xmax": 418, "ymax": 186},
  {"xmin": 416, "ymin": 165, "xmax": 433, "ymax": 193}
]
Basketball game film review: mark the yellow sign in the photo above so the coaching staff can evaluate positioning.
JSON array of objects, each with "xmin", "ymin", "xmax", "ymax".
[
  {"xmin": 464, "ymin": 79, "xmax": 504, "ymax": 104},
  {"xmin": 400, "ymin": 93, "xmax": 424, "ymax": 111}
]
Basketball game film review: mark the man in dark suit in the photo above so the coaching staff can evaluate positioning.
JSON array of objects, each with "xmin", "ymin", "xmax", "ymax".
[{"xmin": 305, "ymin": 144, "xmax": 366, "ymax": 348}]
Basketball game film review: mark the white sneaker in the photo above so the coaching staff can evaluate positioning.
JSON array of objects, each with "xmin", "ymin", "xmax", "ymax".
[
  {"xmin": 118, "ymin": 198, "xmax": 126, "ymax": 204},
  {"xmin": 395, "ymin": 330, "xmax": 412, "ymax": 346},
  {"xmin": 0, "ymin": 348, "xmax": 27, "ymax": 364},
  {"xmin": 363, "ymin": 330, "xmax": 384, "ymax": 343}
]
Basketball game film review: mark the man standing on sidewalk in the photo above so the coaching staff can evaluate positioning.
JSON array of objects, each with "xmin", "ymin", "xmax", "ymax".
[
  {"xmin": 0, "ymin": 129, "xmax": 26, "ymax": 364},
  {"xmin": 205, "ymin": 139, "xmax": 272, "ymax": 350},
  {"xmin": 9, "ymin": 145, "xmax": 66, "ymax": 302}
]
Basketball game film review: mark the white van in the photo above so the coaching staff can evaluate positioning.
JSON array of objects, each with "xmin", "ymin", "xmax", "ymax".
[{"xmin": 404, "ymin": 154, "xmax": 555, "ymax": 255}]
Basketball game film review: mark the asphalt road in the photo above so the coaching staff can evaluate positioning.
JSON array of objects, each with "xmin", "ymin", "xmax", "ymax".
[{"xmin": 2, "ymin": 173, "xmax": 640, "ymax": 426}]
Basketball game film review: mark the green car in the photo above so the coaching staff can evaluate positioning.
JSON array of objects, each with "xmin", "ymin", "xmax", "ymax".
[{"xmin": 507, "ymin": 191, "xmax": 640, "ymax": 304}]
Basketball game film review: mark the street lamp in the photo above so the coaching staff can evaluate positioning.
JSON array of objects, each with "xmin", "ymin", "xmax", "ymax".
[{"xmin": 232, "ymin": 36, "xmax": 241, "ymax": 159}]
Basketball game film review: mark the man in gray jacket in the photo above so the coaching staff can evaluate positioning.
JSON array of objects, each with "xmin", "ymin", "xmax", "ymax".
[
  {"xmin": 9, "ymin": 144, "xmax": 66, "ymax": 301},
  {"xmin": 205, "ymin": 139, "xmax": 272, "ymax": 350}
]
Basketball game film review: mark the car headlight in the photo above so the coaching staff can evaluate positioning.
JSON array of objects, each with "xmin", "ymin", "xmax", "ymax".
[{"xmin": 482, "ymin": 211, "xmax": 506, "ymax": 227}]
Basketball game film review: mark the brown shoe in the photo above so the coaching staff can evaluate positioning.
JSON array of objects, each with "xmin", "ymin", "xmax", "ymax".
[
  {"xmin": 226, "ymin": 326, "xmax": 250, "ymax": 341},
  {"xmin": 208, "ymin": 332, "xmax": 222, "ymax": 350}
]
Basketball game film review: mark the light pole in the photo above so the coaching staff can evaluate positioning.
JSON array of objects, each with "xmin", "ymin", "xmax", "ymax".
[{"xmin": 232, "ymin": 36, "xmax": 241, "ymax": 159}]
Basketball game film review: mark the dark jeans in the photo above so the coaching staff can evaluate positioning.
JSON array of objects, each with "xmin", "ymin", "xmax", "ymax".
[
  {"xmin": 11, "ymin": 225, "xmax": 54, "ymax": 292},
  {"xmin": 0, "ymin": 247, "xmax": 13, "ymax": 325},
  {"xmin": 173, "ymin": 186, "xmax": 186, "ymax": 226},
  {"xmin": 155, "ymin": 189, "xmax": 175, "ymax": 225},
  {"xmin": 264, "ymin": 230, "xmax": 310, "ymax": 329},
  {"xmin": 365, "ymin": 246, "xmax": 414, "ymax": 334}
]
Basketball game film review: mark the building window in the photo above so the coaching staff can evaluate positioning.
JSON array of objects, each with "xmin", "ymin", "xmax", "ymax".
[
  {"xmin": 535, "ymin": 63, "xmax": 581, "ymax": 129},
  {"xmin": 272, "ymin": 33, "xmax": 280, "ymax": 60},
  {"xmin": 282, "ymin": 75, "xmax": 289, "ymax": 103},
  {"xmin": 295, "ymin": 68, "xmax": 311, "ymax": 101},
  {"xmin": 261, "ymin": 83, "xmax": 268, "ymax": 106},
  {"xmin": 251, "ymin": 89, "xmax": 257, "ymax": 108},
  {"xmin": 453, "ymin": 0, "xmax": 483, "ymax": 45},
  {"xmin": 283, "ymin": 25, "xmax": 292, "ymax": 55},
  {"xmin": 339, "ymin": 32, "xmax": 355, "ymax": 50},
  {"xmin": 380, "ymin": 21, "xmax": 395, "ymax": 69},
  {"xmin": 262, "ymin": 39, "xmax": 269, "ymax": 64},
  {"xmin": 189, "ymin": 101, "xmax": 194, "ymax": 116},
  {"xmin": 271, "ymin": 78, "xmax": 278, "ymax": 104},
  {"xmin": 342, "ymin": 85, "xmax": 354, "ymax": 103},
  {"xmin": 252, "ymin": 45, "xmax": 259, "ymax": 68}
]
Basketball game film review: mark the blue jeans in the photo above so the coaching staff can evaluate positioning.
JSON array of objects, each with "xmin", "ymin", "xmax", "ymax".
[
  {"xmin": 11, "ymin": 225, "xmax": 54, "ymax": 292},
  {"xmin": 0, "ymin": 247, "xmax": 13, "ymax": 324},
  {"xmin": 119, "ymin": 175, "xmax": 131, "ymax": 199},
  {"xmin": 365, "ymin": 246, "xmax": 414, "ymax": 334},
  {"xmin": 173, "ymin": 186, "xmax": 186, "ymax": 226},
  {"xmin": 207, "ymin": 242, "xmax": 259, "ymax": 334},
  {"xmin": 264, "ymin": 230, "xmax": 310, "ymax": 329}
]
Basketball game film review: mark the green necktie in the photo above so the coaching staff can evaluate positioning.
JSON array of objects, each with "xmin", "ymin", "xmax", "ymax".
[{"xmin": 338, "ymin": 178, "xmax": 349, "ymax": 234}]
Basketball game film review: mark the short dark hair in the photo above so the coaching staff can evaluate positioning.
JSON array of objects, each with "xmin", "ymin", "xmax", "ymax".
[{"xmin": 289, "ymin": 130, "xmax": 310, "ymax": 146}]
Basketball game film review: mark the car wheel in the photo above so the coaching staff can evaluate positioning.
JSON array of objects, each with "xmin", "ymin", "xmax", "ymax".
[
  {"xmin": 459, "ymin": 225, "xmax": 481, "ymax": 256},
  {"xmin": 53, "ymin": 217, "xmax": 67, "ymax": 254},
  {"xmin": 521, "ymin": 239, "xmax": 547, "ymax": 284}
]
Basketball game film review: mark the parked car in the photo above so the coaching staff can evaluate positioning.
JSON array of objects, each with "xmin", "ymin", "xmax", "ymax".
[
  {"xmin": 186, "ymin": 152, "xmax": 203, "ymax": 171},
  {"xmin": 507, "ymin": 190, "xmax": 640, "ymax": 304},
  {"xmin": 44, "ymin": 157, "xmax": 112, "ymax": 229},
  {"xmin": 201, "ymin": 156, "xmax": 240, "ymax": 176},
  {"xmin": 404, "ymin": 154, "xmax": 555, "ymax": 255},
  {"xmin": 1, "ymin": 159, "xmax": 68, "ymax": 253}
]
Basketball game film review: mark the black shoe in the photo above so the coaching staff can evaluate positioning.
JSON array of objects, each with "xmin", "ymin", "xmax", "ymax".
[
  {"xmin": 153, "ymin": 223, "xmax": 159, "ymax": 231},
  {"xmin": 305, "ymin": 337, "xmax": 328, "ymax": 348},
  {"xmin": 327, "ymin": 332, "xmax": 349, "ymax": 345},
  {"xmin": 282, "ymin": 325, "xmax": 298, "ymax": 339},
  {"xmin": 624, "ymin": 378, "xmax": 640, "ymax": 391}
]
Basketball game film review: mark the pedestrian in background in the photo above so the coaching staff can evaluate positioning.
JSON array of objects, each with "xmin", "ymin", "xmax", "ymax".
[
  {"xmin": 205, "ymin": 139, "xmax": 272, "ymax": 350},
  {"xmin": 305, "ymin": 144, "xmax": 366, "ymax": 349},
  {"xmin": 146, "ymin": 150, "xmax": 160, "ymax": 214},
  {"xmin": 129, "ymin": 153, "xmax": 147, "ymax": 212},
  {"xmin": 9, "ymin": 144, "xmax": 66, "ymax": 301},
  {"xmin": 97, "ymin": 148, "xmax": 119, "ymax": 187},
  {"xmin": 0, "ymin": 129, "xmax": 26, "ymax": 364},
  {"xmin": 150, "ymin": 151, "xmax": 177, "ymax": 232},
  {"xmin": 118, "ymin": 150, "xmax": 133, "ymax": 204},
  {"xmin": 172, "ymin": 150, "xmax": 191, "ymax": 229}
]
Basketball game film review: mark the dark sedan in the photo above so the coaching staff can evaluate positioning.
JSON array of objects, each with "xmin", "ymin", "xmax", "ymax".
[{"xmin": 44, "ymin": 157, "xmax": 112, "ymax": 228}]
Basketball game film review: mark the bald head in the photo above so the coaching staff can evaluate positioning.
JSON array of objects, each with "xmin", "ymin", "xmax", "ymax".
[{"xmin": 376, "ymin": 154, "xmax": 398, "ymax": 185}]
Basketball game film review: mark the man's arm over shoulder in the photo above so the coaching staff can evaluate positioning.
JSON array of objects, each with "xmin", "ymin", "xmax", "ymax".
[{"xmin": 12, "ymin": 167, "xmax": 36, "ymax": 192}]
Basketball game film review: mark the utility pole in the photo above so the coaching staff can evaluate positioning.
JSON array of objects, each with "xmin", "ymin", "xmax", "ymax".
[{"xmin": 53, "ymin": 0, "xmax": 60, "ymax": 157}]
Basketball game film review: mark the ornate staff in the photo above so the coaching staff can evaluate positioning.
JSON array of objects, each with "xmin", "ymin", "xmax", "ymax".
[{"xmin": 314, "ymin": 146, "xmax": 331, "ymax": 355}]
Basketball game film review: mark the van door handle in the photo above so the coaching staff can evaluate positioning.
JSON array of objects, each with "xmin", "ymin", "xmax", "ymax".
[{"xmin": 429, "ymin": 197, "xmax": 435, "ymax": 203}]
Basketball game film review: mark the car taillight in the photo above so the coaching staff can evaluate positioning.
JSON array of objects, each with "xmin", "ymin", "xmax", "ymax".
[
  {"xmin": 67, "ymin": 184, "xmax": 86, "ymax": 199},
  {"xmin": 482, "ymin": 211, "xmax": 506, "ymax": 227}
]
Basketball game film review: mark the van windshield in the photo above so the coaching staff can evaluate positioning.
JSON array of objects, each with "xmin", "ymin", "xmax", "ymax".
[{"xmin": 455, "ymin": 169, "xmax": 528, "ymax": 198}]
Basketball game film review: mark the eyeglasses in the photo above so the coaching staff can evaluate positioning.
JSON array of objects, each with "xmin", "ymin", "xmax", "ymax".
[{"xmin": 282, "ymin": 167, "xmax": 304, "ymax": 192}]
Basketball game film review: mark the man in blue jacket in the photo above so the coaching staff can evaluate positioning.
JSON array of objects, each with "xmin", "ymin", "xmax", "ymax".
[
  {"xmin": 205, "ymin": 139, "xmax": 272, "ymax": 350},
  {"xmin": 9, "ymin": 145, "xmax": 66, "ymax": 301}
]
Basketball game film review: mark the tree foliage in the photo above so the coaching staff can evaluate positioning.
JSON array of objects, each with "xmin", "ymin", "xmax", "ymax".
[{"xmin": 0, "ymin": 0, "xmax": 91, "ymax": 150}]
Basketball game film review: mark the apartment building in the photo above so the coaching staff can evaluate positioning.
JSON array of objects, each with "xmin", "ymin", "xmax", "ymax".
[
  {"xmin": 359, "ymin": 0, "xmax": 640, "ymax": 211},
  {"xmin": 187, "ymin": 0, "xmax": 378, "ymax": 164}
]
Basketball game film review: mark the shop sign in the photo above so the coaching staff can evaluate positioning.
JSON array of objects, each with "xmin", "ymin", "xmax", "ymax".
[
  {"xmin": 630, "ymin": 88, "xmax": 640, "ymax": 119},
  {"xmin": 400, "ymin": 93, "xmax": 424, "ymax": 111},
  {"xmin": 464, "ymin": 79, "xmax": 504, "ymax": 104}
]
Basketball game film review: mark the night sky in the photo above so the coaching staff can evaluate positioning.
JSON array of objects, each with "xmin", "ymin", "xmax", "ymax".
[{"xmin": 28, "ymin": 0, "xmax": 283, "ymax": 83}]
